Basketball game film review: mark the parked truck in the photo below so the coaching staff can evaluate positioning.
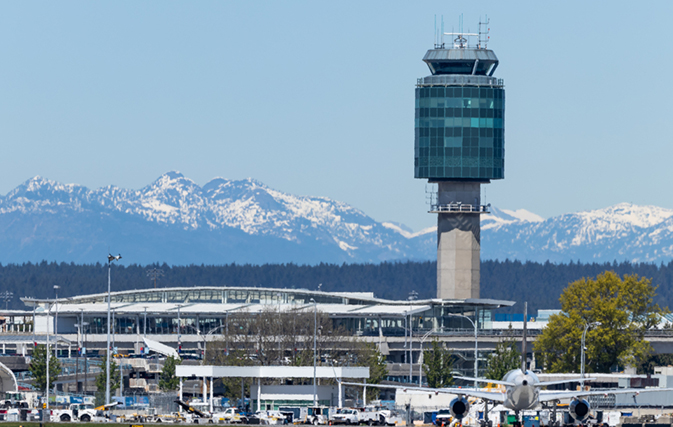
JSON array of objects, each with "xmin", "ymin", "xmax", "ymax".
[{"xmin": 331, "ymin": 408, "xmax": 360, "ymax": 425}]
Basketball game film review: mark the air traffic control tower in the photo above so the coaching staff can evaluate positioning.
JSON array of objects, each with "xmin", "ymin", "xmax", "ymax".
[{"xmin": 415, "ymin": 26, "xmax": 505, "ymax": 299}]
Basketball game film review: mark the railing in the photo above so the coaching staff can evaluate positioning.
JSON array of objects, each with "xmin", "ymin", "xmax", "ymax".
[
  {"xmin": 416, "ymin": 75, "xmax": 504, "ymax": 88},
  {"xmin": 430, "ymin": 203, "xmax": 490, "ymax": 213},
  {"xmin": 0, "ymin": 324, "xmax": 32, "ymax": 333}
]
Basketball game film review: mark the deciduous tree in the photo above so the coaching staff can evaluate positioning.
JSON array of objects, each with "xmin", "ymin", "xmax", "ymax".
[{"xmin": 535, "ymin": 271, "xmax": 666, "ymax": 373}]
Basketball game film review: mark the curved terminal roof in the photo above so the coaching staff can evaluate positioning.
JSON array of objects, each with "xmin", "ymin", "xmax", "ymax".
[{"xmin": 22, "ymin": 286, "xmax": 514, "ymax": 318}]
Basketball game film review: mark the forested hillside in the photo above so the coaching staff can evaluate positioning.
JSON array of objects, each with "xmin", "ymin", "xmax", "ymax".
[{"xmin": 2, "ymin": 260, "xmax": 673, "ymax": 314}]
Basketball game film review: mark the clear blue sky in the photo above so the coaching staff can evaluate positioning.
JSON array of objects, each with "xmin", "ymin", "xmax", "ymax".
[{"xmin": 1, "ymin": 1, "xmax": 671, "ymax": 232}]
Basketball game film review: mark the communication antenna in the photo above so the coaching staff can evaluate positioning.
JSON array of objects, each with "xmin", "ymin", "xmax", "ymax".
[
  {"xmin": 425, "ymin": 183, "xmax": 438, "ymax": 209},
  {"xmin": 0, "ymin": 291, "xmax": 13, "ymax": 311},
  {"xmin": 444, "ymin": 14, "xmax": 478, "ymax": 49},
  {"xmin": 146, "ymin": 268, "xmax": 165, "ymax": 289},
  {"xmin": 478, "ymin": 16, "xmax": 491, "ymax": 49},
  {"xmin": 441, "ymin": 16, "xmax": 445, "ymax": 48},
  {"xmin": 434, "ymin": 16, "xmax": 446, "ymax": 49}
]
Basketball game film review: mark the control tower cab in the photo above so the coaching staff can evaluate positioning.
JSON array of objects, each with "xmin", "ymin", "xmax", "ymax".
[{"xmin": 415, "ymin": 26, "xmax": 505, "ymax": 300}]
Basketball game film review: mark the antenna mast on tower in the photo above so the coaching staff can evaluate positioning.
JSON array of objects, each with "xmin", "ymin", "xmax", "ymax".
[{"xmin": 478, "ymin": 16, "xmax": 490, "ymax": 49}]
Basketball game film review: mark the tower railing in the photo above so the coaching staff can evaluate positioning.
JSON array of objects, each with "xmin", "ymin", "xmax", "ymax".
[
  {"xmin": 417, "ymin": 75, "xmax": 504, "ymax": 88},
  {"xmin": 429, "ymin": 203, "xmax": 490, "ymax": 214}
]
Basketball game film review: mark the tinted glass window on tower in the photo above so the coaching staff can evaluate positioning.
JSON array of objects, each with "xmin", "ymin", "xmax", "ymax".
[{"xmin": 414, "ymin": 86, "xmax": 505, "ymax": 180}]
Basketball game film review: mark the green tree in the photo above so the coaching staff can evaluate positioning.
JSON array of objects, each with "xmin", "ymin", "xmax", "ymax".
[
  {"xmin": 29, "ymin": 344, "xmax": 61, "ymax": 393},
  {"xmin": 535, "ymin": 271, "xmax": 666, "ymax": 373},
  {"xmin": 95, "ymin": 356, "xmax": 120, "ymax": 406},
  {"xmin": 484, "ymin": 339, "xmax": 520, "ymax": 380},
  {"xmin": 423, "ymin": 340, "xmax": 454, "ymax": 388},
  {"xmin": 159, "ymin": 356, "xmax": 182, "ymax": 392},
  {"xmin": 638, "ymin": 353, "xmax": 673, "ymax": 375},
  {"xmin": 360, "ymin": 344, "xmax": 387, "ymax": 401}
]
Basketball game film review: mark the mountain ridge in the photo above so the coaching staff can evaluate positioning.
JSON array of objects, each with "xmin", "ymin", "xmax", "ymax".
[{"xmin": 2, "ymin": 172, "xmax": 673, "ymax": 265}]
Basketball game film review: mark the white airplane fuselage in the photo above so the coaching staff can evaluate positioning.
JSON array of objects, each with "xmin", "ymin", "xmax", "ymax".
[{"xmin": 502, "ymin": 369, "xmax": 541, "ymax": 411}]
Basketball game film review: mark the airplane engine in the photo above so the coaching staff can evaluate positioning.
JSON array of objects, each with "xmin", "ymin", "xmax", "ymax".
[
  {"xmin": 449, "ymin": 397, "xmax": 470, "ymax": 420},
  {"xmin": 569, "ymin": 398, "xmax": 591, "ymax": 422}
]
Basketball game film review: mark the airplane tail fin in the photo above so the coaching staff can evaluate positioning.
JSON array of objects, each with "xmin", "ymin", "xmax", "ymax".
[{"xmin": 522, "ymin": 302, "xmax": 527, "ymax": 373}]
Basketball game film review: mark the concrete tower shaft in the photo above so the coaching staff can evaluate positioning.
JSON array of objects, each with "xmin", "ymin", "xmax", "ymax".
[
  {"xmin": 435, "ymin": 182, "xmax": 481, "ymax": 299},
  {"xmin": 415, "ymin": 29, "xmax": 505, "ymax": 300}
]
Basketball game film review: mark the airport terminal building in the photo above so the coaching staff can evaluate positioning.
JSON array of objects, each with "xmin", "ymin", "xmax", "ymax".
[{"xmin": 10, "ymin": 286, "xmax": 515, "ymax": 385}]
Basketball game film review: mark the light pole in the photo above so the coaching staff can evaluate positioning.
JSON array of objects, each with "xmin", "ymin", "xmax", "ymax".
[
  {"xmin": 407, "ymin": 290, "xmax": 417, "ymax": 384},
  {"xmin": 581, "ymin": 321, "xmax": 601, "ymax": 389},
  {"xmin": 204, "ymin": 324, "xmax": 227, "ymax": 362},
  {"xmin": 310, "ymin": 298, "xmax": 317, "ymax": 406},
  {"xmin": 0, "ymin": 290, "xmax": 13, "ymax": 311},
  {"xmin": 177, "ymin": 304, "xmax": 182, "ymax": 353},
  {"xmin": 276, "ymin": 292, "xmax": 282, "ymax": 355},
  {"xmin": 54, "ymin": 285, "xmax": 60, "ymax": 358},
  {"xmin": 418, "ymin": 330, "xmax": 434, "ymax": 387},
  {"xmin": 46, "ymin": 301, "xmax": 51, "ymax": 411},
  {"xmin": 447, "ymin": 312, "xmax": 478, "ymax": 389},
  {"xmin": 106, "ymin": 253, "xmax": 122, "ymax": 406},
  {"xmin": 143, "ymin": 306, "xmax": 148, "ymax": 337}
]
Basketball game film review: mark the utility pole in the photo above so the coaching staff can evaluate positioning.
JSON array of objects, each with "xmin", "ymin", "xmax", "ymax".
[
  {"xmin": 0, "ymin": 291, "xmax": 13, "ymax": 311},
  {"xmin": 146, "ymin": 268, "xmax": 164, "ymax": 289}
]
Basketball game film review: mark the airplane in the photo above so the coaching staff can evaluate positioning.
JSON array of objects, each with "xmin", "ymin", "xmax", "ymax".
[{"xmin": 341, "ymin": 303, "xmax": 671, "ymax": 425}]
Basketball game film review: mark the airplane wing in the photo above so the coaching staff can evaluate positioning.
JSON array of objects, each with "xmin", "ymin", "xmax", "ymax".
[
  {"xmin": 454, "ymin": 376, "xmax": 516, "ymax": 387},
  {"xmin": 537, "ymin": 378, "xmax": 597, "ymax": 387},
  {"xmin": 339, "ymin": 381, "xmax": 507, "ymax": 403},
  {"xmin": 540, "ymin": 387, "xmax": 673, "ymax": 402}
]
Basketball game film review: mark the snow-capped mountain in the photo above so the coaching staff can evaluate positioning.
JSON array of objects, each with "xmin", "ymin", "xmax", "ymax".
[
  {"xmin": 0, "ymin": 172, "xmax": 435, "ymax": 265},
  {"xmin": 2, "ymin": 172, "xmax": 673, "ymax": 265},
  {"xmin": 481, "ymin": 203, "xmax": 673, "ymax": 263}
]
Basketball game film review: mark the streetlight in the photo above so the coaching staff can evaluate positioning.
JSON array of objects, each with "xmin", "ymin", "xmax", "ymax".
[
  {"xmin": 407, "ymin": 290, "xmax": 417, "ymax": 384},
  {"xmin": 177, "ymin": 304, "xmax": 182, "ymax": 354},
  {"xmin": 203, "ymin": 324, "xmax": 228, "ymax": 362},
  {"xmin": 446, "ymin": 312, "xmax": 479, "ymax": 389},
  {"xmin": 310, "ymin": 298, "xmax": 317, "ymax": 406},
  {"xmin": 143, "ymin": 306, "xmax": 148, "ymax": 337},
  {"xmin": 46, "ymin": 301, "xmax": 51, "ymax": 412},
  {"xmin": 581, "ymin": 321, "xmax": 601, "ymax": 389},
  {"xmin": 53, "ymin": 286, "xmax": 60, "ymax": 358},
  {"xmin": 418, "ymin": 330, "xmax": 434, "ymax": 387},
  {"xmin": 106, "ymin": 253, "xmax": 122, "ymax": 406}
]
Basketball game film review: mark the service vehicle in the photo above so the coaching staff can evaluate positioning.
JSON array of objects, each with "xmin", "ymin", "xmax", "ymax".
[
  {"xmin": 331, "ymin": 408, "xmax": 359, "ymax": 425},
  {"xmin": 211, "ymin": 407, "xmax": 248, "ymax": 424},
  {"xmin": 175, "ymin": 400, "xmax": 214, "ymax": 424},
  {"xmin": 306, "ymin": 406, "xmax": 329, "ymax": 425},
  {"xmin": 434, "ymin": 409, "xmax": 452, "ymax": 426},
  {"xmin": 52, "ymin": 403, "xmax": 97, "ymax": 422}
]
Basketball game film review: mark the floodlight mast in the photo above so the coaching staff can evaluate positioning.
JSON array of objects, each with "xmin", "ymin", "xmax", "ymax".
[{"xmin": 106, "ymin": 254, "xmax": 121, "ymax": 406}]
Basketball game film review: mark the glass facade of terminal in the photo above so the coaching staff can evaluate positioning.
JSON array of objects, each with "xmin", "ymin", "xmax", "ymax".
[{"xmin": 414, "ymin": 85, "xmax": 505, "ymax": 180}]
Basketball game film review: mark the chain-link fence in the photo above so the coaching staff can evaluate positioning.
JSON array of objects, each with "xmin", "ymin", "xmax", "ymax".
[{"xmin": 149, "ymin": 392, "xmax": 180, "ymax": 414}]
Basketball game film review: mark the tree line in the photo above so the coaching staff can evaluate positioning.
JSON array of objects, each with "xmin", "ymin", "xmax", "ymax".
[{"xmin": 3, "ymin": 259, "xmax": 673, "ymax": 313}]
